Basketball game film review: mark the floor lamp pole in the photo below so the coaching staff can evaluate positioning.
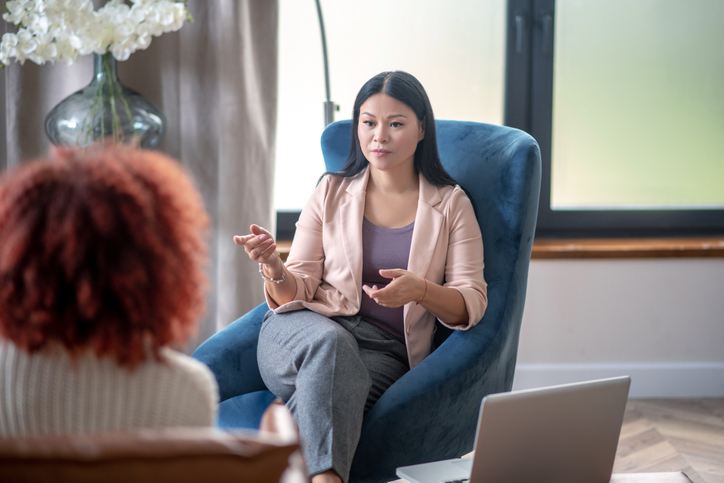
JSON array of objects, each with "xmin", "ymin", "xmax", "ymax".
[{"xmin": 315, "ymin": 0, "xmax": 337, "ymax": 126}]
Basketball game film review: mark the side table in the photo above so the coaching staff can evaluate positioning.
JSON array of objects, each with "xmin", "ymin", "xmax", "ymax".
[{"xmin": 390, "ymin": 471, "xmax": 693, "ymax": 483}]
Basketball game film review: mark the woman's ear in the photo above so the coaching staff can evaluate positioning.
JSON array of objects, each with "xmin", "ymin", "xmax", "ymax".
[{"xmin": 419, "ymin": 118, "xmax": 426, "ymax": 142}]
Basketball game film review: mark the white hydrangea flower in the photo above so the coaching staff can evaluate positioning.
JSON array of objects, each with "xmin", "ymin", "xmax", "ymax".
[
  {"xmin": 3, "ymin": 1, "xmax": 30, "ymax": 25},
  {"xmin": 0, "ymin": 33, "xmax": 19, "ymax": 66},
  {"xmin": 35, "ymin": 41, "xmax": 57, "ymax": 62},
  {"xmin": 0, "ymin": 0, "xmax": 190, "ymax": 66}
]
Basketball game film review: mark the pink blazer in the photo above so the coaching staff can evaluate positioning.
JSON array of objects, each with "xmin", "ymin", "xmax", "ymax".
[{"xmin": 266, "ymin": 168, "xmax": 487, "ymax": 368}]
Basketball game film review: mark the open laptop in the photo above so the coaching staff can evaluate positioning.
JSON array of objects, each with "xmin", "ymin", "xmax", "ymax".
[{"xmin": 396, "ymin": 376, "xmax": 631, "ymax": 483}]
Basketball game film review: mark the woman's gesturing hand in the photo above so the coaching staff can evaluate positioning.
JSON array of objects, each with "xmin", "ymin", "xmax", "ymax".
[
  {"xmin": 362, "ymin": 269, "xmax": 426, "ymax": 308},
  {"xmin": 233, "ymin": 224, "xmax": 278, "ymax": 265},
  {"xmin": 235, "ymin": 225, "xmax": 293, "ymax": 305}
]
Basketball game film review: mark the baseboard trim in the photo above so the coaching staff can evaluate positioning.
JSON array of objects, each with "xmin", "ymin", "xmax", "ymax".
[{"xmin": 512, "ymin": 362, "xmax": 724, "ymax": 398}]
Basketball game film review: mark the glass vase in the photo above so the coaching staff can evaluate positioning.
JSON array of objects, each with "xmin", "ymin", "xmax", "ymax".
[{"xmin": 45, "ymin": 53, "xmax": 166, "ymax": 149}]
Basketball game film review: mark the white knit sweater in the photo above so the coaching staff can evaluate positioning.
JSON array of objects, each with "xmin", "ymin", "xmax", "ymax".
[{"xmin": 0, "ymin": 339, "xmax": 218, "ymax": 438}]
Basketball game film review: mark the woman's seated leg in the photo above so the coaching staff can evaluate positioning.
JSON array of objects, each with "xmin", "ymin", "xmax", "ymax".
[
  {"xmin": 257, "ymin": 310, "xmax": 371, "ymax": 483},
  {"xmin": 333, "ymin": 317, "xmax": 409, "ymax": 413}
]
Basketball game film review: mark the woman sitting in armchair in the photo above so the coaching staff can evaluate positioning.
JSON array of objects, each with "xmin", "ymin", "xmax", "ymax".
[{"xmin": 235, "ymin": 71, "xmax": 488, "ymax": 483}]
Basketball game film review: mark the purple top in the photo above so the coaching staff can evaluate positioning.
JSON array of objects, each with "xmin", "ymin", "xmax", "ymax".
[{"xmin": 358, "ymin": 217, "xmax": 415, "ymax": 341}]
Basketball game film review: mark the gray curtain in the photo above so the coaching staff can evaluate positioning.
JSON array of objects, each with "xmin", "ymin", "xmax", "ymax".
[{"xmin": 0, "ymin": 1, "xmax": 279, "ymax": 351}]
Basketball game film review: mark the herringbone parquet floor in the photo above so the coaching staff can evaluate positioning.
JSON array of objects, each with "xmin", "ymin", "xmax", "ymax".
[{"xmin": 614, "ymin": 399, "xmax": 724, "ymax": 483}]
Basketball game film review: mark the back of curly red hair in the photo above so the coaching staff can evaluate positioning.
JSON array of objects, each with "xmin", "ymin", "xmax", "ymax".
[{"xmin": 0, "ymin": 145, "xmax": 209, "ymax": 368}]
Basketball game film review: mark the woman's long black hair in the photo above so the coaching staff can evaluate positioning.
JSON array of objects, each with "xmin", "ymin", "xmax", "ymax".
[{"xmin": 327, "ymin": 71, "xmax": 457, "ymax": 187}]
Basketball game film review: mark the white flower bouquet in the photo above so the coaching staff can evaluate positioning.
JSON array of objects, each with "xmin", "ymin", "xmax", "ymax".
[{"xmin": 0, "ymin": 0, "xmax": 190, "ymax": 66}]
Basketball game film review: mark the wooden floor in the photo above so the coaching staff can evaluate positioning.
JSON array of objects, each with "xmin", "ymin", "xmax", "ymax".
[{"xmin": 614, "ymin": 399, "xmax": 724, "ymax": 483}]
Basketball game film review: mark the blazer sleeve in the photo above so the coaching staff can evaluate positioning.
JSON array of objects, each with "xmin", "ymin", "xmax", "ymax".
[
  {"xmin": 264, "ymin": 176, "xmax": 329, "ymax": 309},
  {"xmin": 440, "ymin": 187, "xmax": 488, "ymax": 330}
]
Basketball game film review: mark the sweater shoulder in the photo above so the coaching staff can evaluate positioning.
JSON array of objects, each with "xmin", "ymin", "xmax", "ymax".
[{"xmin": 158, "ymin": 348, "xmax": 218, "ymax": 398}]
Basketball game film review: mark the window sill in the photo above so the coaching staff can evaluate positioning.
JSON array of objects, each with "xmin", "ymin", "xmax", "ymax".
[
  {"xmin": 277, "ymin": 240, "xmax": 292, "ymax": 262},
  {"xmin": 278, "ymin": 237, "xmax": 724, "ymax": 261},
  {"xmin": 531, "ymin": 237, "xmax": 724, "ymax": 259}
]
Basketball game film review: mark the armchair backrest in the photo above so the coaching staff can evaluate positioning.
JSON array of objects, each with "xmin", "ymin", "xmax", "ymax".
[{"xmin": 321, "ymin": 120, "xmax": 541, "ymax": 387}]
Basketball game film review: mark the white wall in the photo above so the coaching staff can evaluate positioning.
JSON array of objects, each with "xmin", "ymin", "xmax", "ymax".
[{"xmin": 513, "ymin": 258, "xmax": 724, "ymax": 398}]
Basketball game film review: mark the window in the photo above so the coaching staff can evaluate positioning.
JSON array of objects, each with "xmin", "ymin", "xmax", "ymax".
[
  {"xmin": 506, "ymin": 0, "xmax": 724, "ymax": 237},
  {"xmin": 277, "ymin": 0, "xmax": 724, "ymax": 240},
  {"xmin": 275, "ymin": 0, "xmax": 506, "ymax": 238}
]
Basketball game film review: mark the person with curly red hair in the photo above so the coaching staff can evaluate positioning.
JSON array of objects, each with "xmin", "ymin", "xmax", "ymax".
[{"xmin": 0, "ymin": 145, "xmax": 218, "ymax": 437}]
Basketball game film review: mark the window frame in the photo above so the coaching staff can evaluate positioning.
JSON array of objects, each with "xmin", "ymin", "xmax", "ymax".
[{"xmin": 505, "ymin": 0, "xmax": 724, "ymax": 238}]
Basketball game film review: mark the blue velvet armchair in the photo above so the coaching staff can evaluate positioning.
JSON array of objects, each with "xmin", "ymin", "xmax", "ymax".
[{"xmin": 193, "ymin": 120, "xmax": 541, "ymax": 483}]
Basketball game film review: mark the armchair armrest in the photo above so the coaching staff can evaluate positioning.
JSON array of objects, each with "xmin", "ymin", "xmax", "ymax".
[
  {"xmin": 0, "ymin": 426, "xmax": 299, "ymax": 483},
  {"xmin": 351, "ymin": 296, "xmax": 514, "ymax": 482},
  {"xmin": 193, "ymin": 303, "xmax": 270, "ymax": 402}
]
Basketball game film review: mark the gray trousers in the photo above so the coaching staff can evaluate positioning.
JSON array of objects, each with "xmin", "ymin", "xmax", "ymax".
[{"xmin": 257, "ymin": 309, "xmax": 409, "ymax": 483}]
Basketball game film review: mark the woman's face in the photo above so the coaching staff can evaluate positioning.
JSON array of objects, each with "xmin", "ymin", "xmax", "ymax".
[{"xmin": 357, "ymin": 93, "xmax": 424, "ymax": 175}]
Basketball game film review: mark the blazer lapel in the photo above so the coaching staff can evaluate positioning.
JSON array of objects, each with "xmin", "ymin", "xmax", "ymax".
[
  {"xmin": 407, "ymin": 174, "xmax": 443, "ymax": 278},
  {"xmin": 338, "ymin": 170, "xmax": 369, "ymax": 299}
]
